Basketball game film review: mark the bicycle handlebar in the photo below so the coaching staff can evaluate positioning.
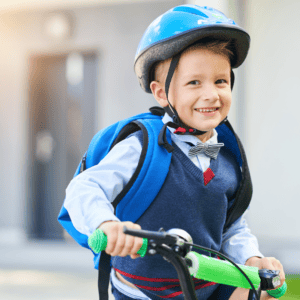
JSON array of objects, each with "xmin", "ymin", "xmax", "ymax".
[
  {"xmin": 88, "ymin": 227, "xmax": 287, "ymax": 299},
  {"xmin": 88, "ymin": 227, "xmax": 149, "ymax": 256}
]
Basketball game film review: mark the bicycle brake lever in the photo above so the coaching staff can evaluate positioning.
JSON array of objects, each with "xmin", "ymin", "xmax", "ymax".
[
  {"xmin": 123, "ymin": 226, "xmax": 177, "ymax": 245},
  {"xmin": 259, "ymin": 269, "xmax": 281, "ymax": 290}
]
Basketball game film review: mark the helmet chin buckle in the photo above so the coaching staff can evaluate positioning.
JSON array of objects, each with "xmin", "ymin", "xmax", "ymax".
[
  {"xmin": 174, "ymin": 127, "xmax": 187, "ymax": 134},
  {"xmin": 174, "ymin": 127, "xmax": 196, "ymax": 134}
]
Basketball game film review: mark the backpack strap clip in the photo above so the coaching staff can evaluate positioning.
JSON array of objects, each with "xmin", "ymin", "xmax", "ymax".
[
  {"xmin": 149, "ymin": 106, "xmax": 165, "ymax": 116},
  {"xmin": 158, "ymin": 122, "xmax": 174, "ymax": 153}
]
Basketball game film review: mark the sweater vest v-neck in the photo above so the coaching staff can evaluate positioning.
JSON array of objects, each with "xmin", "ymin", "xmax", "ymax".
[{"xmin": 112, "ymin": 141, "xmax": 242, "ymax": 300}]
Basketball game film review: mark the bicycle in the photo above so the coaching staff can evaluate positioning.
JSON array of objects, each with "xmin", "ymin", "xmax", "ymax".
[{"xmin": 88, "ymin": 227, "xmax": 287, "ymax": 300}]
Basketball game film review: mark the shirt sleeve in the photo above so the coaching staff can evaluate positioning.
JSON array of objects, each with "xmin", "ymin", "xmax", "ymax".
[
  {"xmin": 64, "ymin": 134, "xmax": 142, "ymax": 237},
  {"xmin": 221, "ymin": 208, "xmax": 264, "ymax": 265}
]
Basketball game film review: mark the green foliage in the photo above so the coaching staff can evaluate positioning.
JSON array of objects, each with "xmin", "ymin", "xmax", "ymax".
[{"xmin": 280, "ymin": 275, "xmax": 300, "ymax": 299}]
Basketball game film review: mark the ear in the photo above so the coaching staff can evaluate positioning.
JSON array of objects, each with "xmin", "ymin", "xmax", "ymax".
[{"xmin": 150, "ymin": 81, "xmax": 169, "ymax": 107}]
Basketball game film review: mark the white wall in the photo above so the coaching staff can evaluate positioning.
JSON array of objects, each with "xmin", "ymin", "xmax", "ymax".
[{"xmin": 245, "ymin": 0, "xmax": 300, "ymax": 272}]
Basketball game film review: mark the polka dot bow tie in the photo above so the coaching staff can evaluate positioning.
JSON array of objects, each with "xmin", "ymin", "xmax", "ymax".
[{"xmin": 188, "ymin": 142, "xmax": 224, "ymax": 160}]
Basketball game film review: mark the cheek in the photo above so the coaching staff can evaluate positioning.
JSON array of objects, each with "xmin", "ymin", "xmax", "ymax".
[
  {"xmin": 226, "ymin": 99, "xmax": 232, "ymax": 110},
  {"xmin": 223, "ymin": 102, "xmax": 231, "ymax": 116},
  {"xmin": 222, "ymin": 93, "xmax": 232, "ymax": 110},
  {"xmin": 173, "ymin": 91, "xmax": 190, "ymax": 112},
  {"xmin": 219, "ymin": 98, "xmax": 231, "ymax": 117}
]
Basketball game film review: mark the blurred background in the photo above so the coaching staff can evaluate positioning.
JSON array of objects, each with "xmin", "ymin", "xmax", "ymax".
[{"xmin": 0, "ymin": 0, "xmax": 299, "ymax": 299}]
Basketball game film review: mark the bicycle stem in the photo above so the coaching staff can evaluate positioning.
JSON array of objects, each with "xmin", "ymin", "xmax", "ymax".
[{"xmin": 152, "ymin": 243, "xmax": 198, "ymax": 300}]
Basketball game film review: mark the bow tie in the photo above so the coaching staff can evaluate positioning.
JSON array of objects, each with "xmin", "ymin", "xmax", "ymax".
[{"xmin": 188, "ymin": 142, "xmax": 224, "ymax": 160}]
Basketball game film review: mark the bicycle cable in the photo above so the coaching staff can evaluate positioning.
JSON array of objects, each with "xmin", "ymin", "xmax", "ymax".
[{"xmin": 186, "ymin": 243, "xmax": 259, "ymax": 300}]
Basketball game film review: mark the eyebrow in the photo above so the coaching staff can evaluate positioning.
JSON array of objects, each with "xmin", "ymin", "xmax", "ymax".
[
  {"xmin": 181, "ymin": 73, "xmax": 203, "ymax": 81},
  {"xmin": 182, "ymin": 72, "xmax": 230, "ymax": 81}
]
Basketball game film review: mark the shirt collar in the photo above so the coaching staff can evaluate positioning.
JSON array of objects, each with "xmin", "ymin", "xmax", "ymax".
[{"xmin": 162, "ymin": 112, "xmax": 219, "ymax": 146}]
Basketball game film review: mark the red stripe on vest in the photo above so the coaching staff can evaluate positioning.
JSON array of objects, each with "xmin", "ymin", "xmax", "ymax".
[
  {"xmin": 114, "ymin": 268, "xmax": 217, "ymax": 298},
  {"xmin": 136, "ymin": 283, "xmax": 180, "ymax": 291},
  {"xmin": 135, "ymin": 279, "xmax": 204, "ymax": 291},
  {"xmin": 159, "ymin": 282, "xmax": 217, "ymax": 298},
  {"xmin": 114, "ymin": 268, "xmax": 179, "ymax": 282}
]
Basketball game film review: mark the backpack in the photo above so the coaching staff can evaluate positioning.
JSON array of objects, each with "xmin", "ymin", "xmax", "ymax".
[{"xmin": 58, "ymin": 107, "xmax": 252, "ymax": 300}]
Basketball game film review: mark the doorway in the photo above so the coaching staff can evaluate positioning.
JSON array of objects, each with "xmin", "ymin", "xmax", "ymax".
[{"xmin": 28, "ymin": 51, "xmax": 98, "ymax": 239}]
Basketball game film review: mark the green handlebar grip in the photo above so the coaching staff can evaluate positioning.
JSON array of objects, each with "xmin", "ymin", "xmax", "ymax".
[
  {"xmin": 186, "ymin": 252, "xmax": 261, "ymax": 289},
  {"xmin": 88, "ymin": 229, "xmax": 148, "ymax": 257},
  {"xmin": 267, "ymin": 281, "xmax": 287, "ymax": 298},
  {"xmin": 186, "ymin": 252, "xmax": 287, "ymax": 297}
]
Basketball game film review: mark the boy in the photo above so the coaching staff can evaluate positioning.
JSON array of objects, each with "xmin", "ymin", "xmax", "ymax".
[{"xmin": 61, "ymin": 5, "xmax": 285, "ymax": 300}]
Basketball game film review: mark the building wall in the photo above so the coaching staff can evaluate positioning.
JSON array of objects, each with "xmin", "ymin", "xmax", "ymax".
[
  {"xmin": 192, "ymin": 0, "xmax": 300, "ymax": 272},
  {"xmin": 245, "ymin": 0, "xmax": 300, "ymax": 271},
  {"xmin": 0, "ymin": 0, "xmax": 183, "ymax": 243}
]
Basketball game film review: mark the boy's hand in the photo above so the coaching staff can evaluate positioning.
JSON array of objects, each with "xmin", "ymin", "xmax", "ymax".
[
  {"xmin": 99, "ymin": 221, "xmax": 144, "ymax": 259},
  {"xmin": 245, "ymin": 256, "xmax": 286, "ymax": 288}
]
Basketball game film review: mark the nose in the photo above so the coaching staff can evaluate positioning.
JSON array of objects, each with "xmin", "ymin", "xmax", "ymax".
[{"xmin": 201, "ymin": 83, "xmax": 219, "ymax": 102}]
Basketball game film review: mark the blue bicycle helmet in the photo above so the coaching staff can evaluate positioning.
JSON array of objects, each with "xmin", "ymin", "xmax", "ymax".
[{"xmin": 134, "ymin": 4, "xmax": 250, "ymax": 93}]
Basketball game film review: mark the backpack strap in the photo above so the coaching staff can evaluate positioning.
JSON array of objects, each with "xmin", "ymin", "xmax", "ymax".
[
  {"xmin": 110, "ymin": 121, "xmax": 149, "ymax": 209},
  {"xmin": 219, "ymin": 120, "xmax": 253, "ymax": 229},
  {"xmin": 91, "ymin": 118, "xmax": 172, "ymax": 300},
  {"xmin": 98, "ymin": 251, "xmax": 111, "ymax": 300},
  {"xmin": 85, "ymin": 121, "xmax": 146, "ymax": 300},
  {"xmin": 113, "ymin": 118, "xmax": 172, "ymax": 222}
]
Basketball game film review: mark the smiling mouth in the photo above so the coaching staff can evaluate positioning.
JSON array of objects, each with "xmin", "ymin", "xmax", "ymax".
[{"xmin": 195, "ymin": 107, "xmax": 219, "ymax": 113}]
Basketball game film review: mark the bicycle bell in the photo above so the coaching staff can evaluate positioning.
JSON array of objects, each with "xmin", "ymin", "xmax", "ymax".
[{"xmin": 167, "ymin": 228, "xmax": 193, "ymax": 257}]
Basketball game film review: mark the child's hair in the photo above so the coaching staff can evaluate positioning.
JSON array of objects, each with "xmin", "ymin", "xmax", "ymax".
[{"xmin": 153, "ymin": 39, "xmax": 234, "ymax": 83}]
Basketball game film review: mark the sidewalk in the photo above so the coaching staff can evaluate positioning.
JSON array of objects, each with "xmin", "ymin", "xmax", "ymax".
[
  {"xmin": 0, "ymin": 240, "xmax": 113, "ymax": 300},
  {"xmin": 0, "ymin": 239, "xmax": 94, "ymax": 271}
]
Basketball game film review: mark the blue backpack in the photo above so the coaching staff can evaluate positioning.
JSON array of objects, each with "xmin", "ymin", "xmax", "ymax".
[
  {"xmin": 58, "ymin": 107, "xmax": 252, "ymax": 300},
  {"xmin": 58, "ymin": 109, "xmax": 172, "ymax": 248}
]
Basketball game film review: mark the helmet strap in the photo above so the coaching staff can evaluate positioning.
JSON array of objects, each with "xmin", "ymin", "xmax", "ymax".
[
  {"xmin": 164, "ymin": 53, "xmax": 182, "ymax": 125},
  {"xmin": 164, "ymin": 54, "xmax": 207, "ymax": 135},
  {"xmin": 231, "ymin": 69, "xmax": 235, "ymax": 90}
]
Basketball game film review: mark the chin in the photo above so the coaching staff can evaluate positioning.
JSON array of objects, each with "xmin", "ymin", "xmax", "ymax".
[{"xmin": 194, "ymin": 121, "xmax": 220, "ymax": 132}]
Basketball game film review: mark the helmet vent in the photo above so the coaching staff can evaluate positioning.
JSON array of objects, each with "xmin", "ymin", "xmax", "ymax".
[{"xmin": 172, "ymin": 6, "xmax": 208, "ymax": 19}]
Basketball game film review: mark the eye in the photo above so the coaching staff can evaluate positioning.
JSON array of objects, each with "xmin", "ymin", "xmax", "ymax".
[
  {"xmin": 188, "ymin": 80, "xmax": 200, "ymax": 85},
  {"xmin": 216, "ymin": 79, "xmax": 228, "ymax": 84}
]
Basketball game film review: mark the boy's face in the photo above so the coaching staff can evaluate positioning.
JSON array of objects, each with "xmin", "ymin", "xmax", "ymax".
[{"xmin": 151, "ymin": 48, "xmax": 232, "ymax": 139}]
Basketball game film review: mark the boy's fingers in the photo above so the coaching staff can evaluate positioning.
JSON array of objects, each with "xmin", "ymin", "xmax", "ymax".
[
  {"xmin": 98, "ymin": 221, "xmax": 143, "ymax": 257},
  {"xmin": 106, "ymin": 232, "xmax": 120, "ymax": 254},
  {"xmin": 131, "ymin": 237, "xmax": 144, "ymax": 255},
  {"xmin": 272, "ymin": 259, "xmax": 285, "ymax": 285},
  {"xmin": 111, "ymin": 225, "xmax": 127, "ymax": 256},
  {"xmin": 261, "ymin": 258, "xmax": 275, "ymax": 270},
  {"xmin": 111, "ymin": 222, "xmax": 141, "ymax": 257},
  {"xmin": 100, "ymin": 222, "xmax": 119, "ymax": 254},
  {"xmin": 124, "ymin": 223, "xmax": 142, "ymax": 256},
  {"xmin": 119, "ymin": 235, "xmax": 135, "ymax": 257},
  {"xmin": 261, "ymin": 257, "xmax": 286, "ymax": 287},
  {"xmin": 129, "ymin": 224, "xmax": 143, "ymax": 256}
]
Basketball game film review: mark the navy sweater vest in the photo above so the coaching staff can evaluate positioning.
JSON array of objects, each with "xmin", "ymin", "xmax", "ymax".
[{"xmin": 112, "ymin": 137, "xmax": 242, "ymax": 300}]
